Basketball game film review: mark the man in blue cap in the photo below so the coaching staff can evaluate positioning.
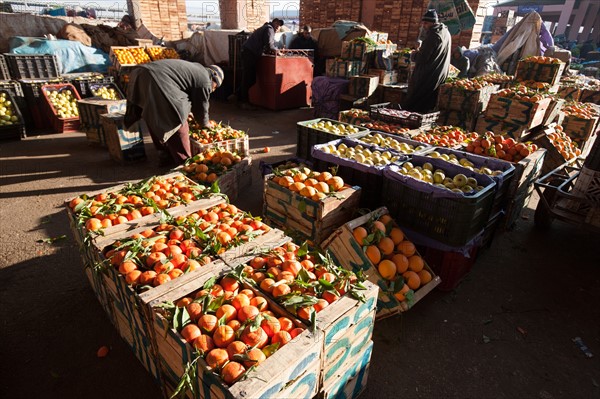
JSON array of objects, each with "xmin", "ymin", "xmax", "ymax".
[
  {"xmin": 403, "ymin": 9, "xmax": 451, "ymax": 113},
  {"xmin": 125, "ymin": 59, "xmax": 224, "ymax": 165}
]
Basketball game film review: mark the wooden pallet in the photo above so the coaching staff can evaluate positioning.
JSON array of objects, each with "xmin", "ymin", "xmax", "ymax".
[
  {"xmin": 262, "ymin": 176, "xmax": 362, "ymax": 245},
  {"xmin": 321, "ymin": 207, "xmax": 441, "ymax": 320}
]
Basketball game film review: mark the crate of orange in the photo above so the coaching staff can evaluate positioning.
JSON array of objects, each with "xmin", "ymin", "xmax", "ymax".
[
  {"xmin": 262, "ymin": 166, "xmax": 362, "ymax": 245},
  {"xmin": 515, "ymin": 56, "xmax": 566, "ymax": 86},
  {"xmin": 180, "ymin": 148, "xmax": 252, "ymax": 202},
  {"xmin": 526, "ymin": 124, "xmax": 581, "ymax": 176},
  {"xmin": 558, "ymin": 102, "xmax": 600, "ymax": 147},
  {"xmin": 322, "ymin": 207, "xmax": 441, "ymax": 320},
  {"xmin": 188, "ymin": 119, "xmax": 249, "ymax": 157},
  {"xmin": 485, "ymin": 87, "xmax": 553, "ymax": 130},
  {"xmin": 88, "ymin": 201, "xmax": 279, "ymax": 384},
  {"xmin": 109, "ymin": 46, "xmax": 151, "ymax": 70},
  {"xmin": 148, "ymin": 269, "xmax": 324, "ymax": 399},
  {"xmin": 226, "ymin": 241, "xmax": 378, "ymax": 398}
]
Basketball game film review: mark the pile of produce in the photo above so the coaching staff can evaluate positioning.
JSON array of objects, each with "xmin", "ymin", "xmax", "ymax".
[
  {"xmin": 547, "ymin": 125, "xmax": 581, "ymax": 160},
  {"xmin": 92, "ymin": 86, "xmax": 121, "ymax": 100},
  {"xmin": 562, "ymin": 102, "xmax": 599, "ymax": 119},
  {"xmin": 0, "ymin": 92, "xmax": 20, "ymax": 125},
  {"xmin": 68, "ymin": 175, "xmax": 215, "ymax": 232},
  {"xmin": 352, "ymin": 214, "xmax": 431, "ymax": 302},
  {"xmin": 271, "ymin": 167, "xmax": 347, "ymax": 201},
  {"xmin": 112, "ymin": 47, "xmax": 151, "ymax": 65},
  {"xmin": 159, "ymin": 273, "xmax": 307, "ymax": 385},
  {"xmin": 361, "ymin": 121, "xmax": 410, "ymax": 135},
  {"xmin": 189, "ymin": 120, "xmax": 246, "ymax": 144},
  {"xmin": 444, "ymin": 78, "xmax": 496, "ymax": 90},
  {"xmin": 319, "ymin": 141, "xmax": 403, "ymax": 167},
  {"xmin": 45, "ymin": 88, "xmax": 79, "ymax": 118},
  {"xmin": 306, "ymin": 120, "xmax": 363, "ymax": 136},
  {"xmin": 427, "ymin": 150, "xmax": 504, "ymax": 176},
  {"xmin": 146, "ymin": 47, "xmax": 179, "ymax": 61},
  {"xmin": 465, "ymin": 131, "xmax": 538, "ymax": 162},
  {"xmin": 395, "ymin": 160, "xmax": 487, "ymax": 194},
  {"xmin": 411, "ymin": 126, "xmax": 478, "ymax": 147},
  {"xmin": 182, "ymin": 149, "xmax": 244, "ymax": 184},
  {"xmin": 239, "ymin": 242, "xmax": 366, "ymax": 321},
  {"xmin": 495, "ymin": 86, "xmax": 549, "ymax": 102},
  {"xmin": 475, "ymin": 73, "xmax": 514, "ymax": 85},
  {"xmin": 521, "ymin": 55, "xmax": 563, "ymax": 65},
  {"xmin": 358, "ymin": 132, "xmax": 428, "ymax": 154}
]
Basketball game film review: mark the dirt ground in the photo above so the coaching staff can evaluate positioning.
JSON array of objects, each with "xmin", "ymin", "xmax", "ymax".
[{"xmin": 1, "ymin": 100, "xmax": 599, "ymax": 399}]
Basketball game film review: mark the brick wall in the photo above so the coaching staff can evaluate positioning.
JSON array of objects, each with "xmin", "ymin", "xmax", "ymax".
[
  {"xmin": 220, "ymin": 0, "xmax": 269, "ymax": 30},
  {"xmin": 129, "ymin": 0, "xmax": 188, "ymax": 40},
  {"xmin": 300, "ymin": 0, "xmax": 482, "ymax": 48}
]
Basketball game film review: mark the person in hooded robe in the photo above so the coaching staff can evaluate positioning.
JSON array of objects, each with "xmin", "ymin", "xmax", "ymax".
[
  {"xmin": 403, "ymin": 9, "xmax": 451, "ymax": 113},
  {"xmin": 451, "ymin": 46, "xmax": 470, "ymax": 78}
]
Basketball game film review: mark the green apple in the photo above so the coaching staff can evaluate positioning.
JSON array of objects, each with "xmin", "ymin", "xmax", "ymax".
[
  {"xmin": 453, "ymin": 174, "xmax": 468, "ymax": 188},
  {"xmin": 433, "ymin": 171, "xmax": 445, "ymax": 184}
]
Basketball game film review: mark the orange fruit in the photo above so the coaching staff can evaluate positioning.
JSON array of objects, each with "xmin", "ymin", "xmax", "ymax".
[
  {"xmin": 418, "ymin": 269, "xmax": 432, "ymax": 284},
  {"xmin": 198, "ymin": 314, "xmax": 218, "ymax": 334},
  {"xmin": 393, "ymin": 283, "xmax": 411, "ymax": 302},
  {"xmin": 238, "ymin": 305, "xmax": 260, "ymax": 323},
  {"xmin": 300, "ymin": 186, "xmax": 317, "ymax": 198},
  {"xmin": 365, "ymin": 245, "xmax": 381, "ymax": 265},
  {"xmin": 260, "ymin": 315, "xmax": 281, "ymax": 337},
  {"xmin": 378, "ymin": 214, "xmax": 393, "ymax": 225},
  {"xmin": 289, "ymin": 182, "xmax": 305, "ymax": 192},
  {"xmin": 378, "ymin": 237, "xmax": 395, "ymax": 256},
  {"xmin": 322, "ymin": 291, "xmax": 339, "ymax": 304},
  {"xmin": 181, "ymin": 324, "xmax": 202, "ymax": 343},
  {"xmin": 194, "ymin": 334, "xmax": 214, "ymax": 354},
  {"xmin": 221, "ymin": 361, "xmax": 246, "ymax": 385},
  {"xmin": 402, "ymin": 271, "xmax": 421, "ymax": 290},
  {"xmin": 327, "ymin": 176, "xmax": 344, "ymax": 191},
  {"xmin": 244, "ymin": 347, "xmax": 266, "ymax": 368},
  {"xmin": 216, "ymin": 304, "xmax": 238, "ymax": 323},
  {"xmin": 272, "ymin": 283, "xmax": 291, "ymax": 298},
  {"xmin": 372, "ymin": 221, "xmax": 386, "ymax": 233},
  {"xmin": 240, "ymin": 325, "xmax": 268, "ymax": 348},
  {"xmin": 231, "ymin": 293, "xmax": 250, "ymax": 310},
  {"xmin": 271, "ymin": 331, "xmax": 292, "ymax": 347},
  {"xmin": 205, "ymin": 348, "xmax": 229, "ymax": 369},
  {"xmin": 290, "ymin": 327, "xmax": 304, "ymax": 338},
  {"xmin": 389, "ymin": 228, "xmax": 404, "ymax": 245},
  {"xmin": 408, "ymin": 255, "xmax": 424, "ymax": 272},
  {"xmin": 317, "ymin": 172, "xmax": 332, "ymax": 182},
  {"xmin": 213, "ymin": 325, "xmax": 235, "ymax": 348},
  {"xmin": 250, "ymin": 296, "xmax": 268, "ymax": 311},
  {"xmin": 396, "ymin": 241, "xmax": 416, "ymax": 257},
  {"xmin": 226, "ymin": 341, "xmax": 247, "ymax": 360},
  {"xmin": 278, "ymin": 317, "xmax": 294, "ymax": 332},
  {"xmin": 96, "ymin": 345, "xmax": 109, "ymax": 358},
  {"xmin": 391, "ymin": 254, "xmax": 409, "ymax": 274},
  {"xmin": 353, "ymin": 226, "xmax": 368, "ymax": 245},
  {"xmin": 378, "ymin": 259, "xmax": 397, "ymax": 280},
  {"xmin": 220, "ymin": 276, "xmax": 239, "ymax": 292},
  {"xmin": 313, "ymin": 181, "xmax": 330, "ymax": 194}
]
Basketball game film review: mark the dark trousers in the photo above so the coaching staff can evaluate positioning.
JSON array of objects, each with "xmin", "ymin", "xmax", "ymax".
[
  {"xmin": 240, "ymin": 49, "xmax": 259, "ymax": 102},
  {"xmin": 148, "ymin": 120, "xmax": 191, "ymax": 165}
]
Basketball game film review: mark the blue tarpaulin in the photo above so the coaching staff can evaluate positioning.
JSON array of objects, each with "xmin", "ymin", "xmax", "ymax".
[{"xmin": 9, "ymin": 37, "xmax": 110, "ymax": 74}]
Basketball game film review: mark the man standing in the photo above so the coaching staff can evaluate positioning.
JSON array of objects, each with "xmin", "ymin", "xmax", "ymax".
[
  {"xmin": 290, "ymin": 25, "xmax": 319, "ymax": 75},
  {"xmin": 124, "ymin": 59, "xmax": 224, "ymax": 166},
  {"xmin": 403, "ymin": 9, "xmax": 451, "ymax": 113},
  {"xmin": 238, "ymin": 18, "xmax": 284, "ymax": 109}
]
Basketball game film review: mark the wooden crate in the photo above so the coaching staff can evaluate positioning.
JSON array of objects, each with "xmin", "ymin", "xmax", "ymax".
[
  {"xmin": 437, "ymin": 84, "xmax": 498, "ymax": 114},
  {"xmin": 348, "ymin": 75, "xmax": 379, "ymax": 98},
  {"xmin": 40, "ymin": 83, "xmax": 81, "ymax": 133},
  {"xmin": 325, "ymin": 59, "xmax": 366, "ymax": 78},
  {"xmin": 148, "ymin": 267, "xmax": 322, "ymax": 399},
  {"xmin": 474, "ymin": 115, "xmax": 530, "ymax": 140},
  {"xmin": 557, "ymin": 85, "xmax": 581, "ymax": 101},
  {"xmin": 78, "ymin": 98, "xmax": 127, "ymax": 146},
  {"xmin": 515, "ymin": 60, "xmax": 565, "ymax": 86},
  {"xmin": 214, "ymin": 157, "xmax": 252, "ymax": 202},
  {"xmin": 485, "ymin": 95, "xmax": 552, "ymax": 130},
  {"xmin": 438, "ymin": 110, "xmax": 478, "ymax": 132},
  {"xmin": 321, "ymin": 207, "xmax": 441, "ymax": 320},
  {"xmin": 64, "ymin": 176, "xmax": 225, "ymax": 259},
  {"xmin": 262, "ymin": 176, "xmax": 361, "ymax": 245},
  {"xmin": 580, "ymin": 88, "xmax": 600, "ymax": 105},
  {"xmin": 109, "ymin": 46, "xmax": 149, "ymax": 70},
  {"xmin": 100, "ymin": 113, "xmax": 147, "ymax": 163},
  {"xmin": 560, "ymin": 114, "xmax": 599, "ymax": 148},
  {"xmin": 318, "ymin": 341, "xmax": 372, "ymax": 399},
  {"xmin": 340, "ymin": 41, "xmax": 375, "ymax": 61},
  {"xmin": 526, "ymin": 131, "xmax": 569, "ymax": 176}
]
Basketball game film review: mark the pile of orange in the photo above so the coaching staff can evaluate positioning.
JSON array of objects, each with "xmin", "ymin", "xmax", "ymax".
[
  {"xmin": 465, "ymin": 131, "xmax": 538, "ymax": 162},
  {"xmin": 240, "ymin": 242, "xmax": 361, "ymax": 320},
  {"xmin": 547, "ymin": 125, "xmax": 580, "ymax": 160},
  {"xmin": 495, "ymin": 86, "xmax": 547, "ymax": 103},
  {"xmin": 475, "ymin": 73, "xmax": 514, "ymax": 84},
  {"xmin": 70, "ymin": 175, "xmax": 212, "ymax": 232},
  {"xmin": 562, "ymin": 102, "xmax": 599, "ymax": 120},
  {"xmin": 352, "ymin": 214, "xmax": 432, "ymax": 302},
  {"xmin": 171, "ymin": 274, "xmax": 305, "ymax": 385},
  {"xmin": 412, "ymin": 125, "xmax": 478, "ymax": 147},
  {"xmin": 104, "ymin": 203, "xmax": 271, "ymax": 291},
  {"xmin": 522, "ymin": 56, "xmax": 562, "ymax": 65},
  {"xmin": 444, "ymin": 78, "xmax": 495, "ymax": 91},
  {"xmin": 271, "ymin": 168, "xmax": 346, "ymax": 201},
  {"xmin": 146, "ymin": 46, "xmax": 180, "ymax": 61},
  {"xmin": 182, "ymin": 149, "xmax": 243, "ymax": 184},
  {"xmin": 113, "ymin": 47, "xmax": 151, "ymax": 65},
  {"xmin": 188, "ymin": 119, "xmax": 246, "ymax": 144}
]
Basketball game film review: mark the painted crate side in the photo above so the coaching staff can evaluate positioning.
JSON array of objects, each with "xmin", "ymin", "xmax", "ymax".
[
  {"xmin": 321, "ymin": 207, "xmax": 440, "ymax": 320},
  {"xmin": 263, "ymin": 177, "xmax": 362, "ymax": 244},
  {"xmin": 437, "ymin": 84, "xmax": 498, "ymax": 114},
  {"xmin": 319, "ymin": 340, "xmax": 373, "ymax": 399},
  {"xmin": 190, "ymin": 135, "xmax": 249, "ymax": 157},
  {"xmin": 485, "ymin": 96, "xmax": 551, "ymax": 129}
]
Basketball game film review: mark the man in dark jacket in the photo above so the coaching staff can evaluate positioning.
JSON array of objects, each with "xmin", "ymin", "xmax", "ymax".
[
  {"xmin": 124, "ymin": 59, "xmax": 224, "ymax": 165},
  {"xmin": 290, "ymin": 25, "xmax": 319, "ymax": 75},
  {"xmin": 403, "ymin": 9, "xmax": 451, "ymax": 113},
  {"xmin": 239, "ymin": 18, "xmax": 283, "ymax": 108}
]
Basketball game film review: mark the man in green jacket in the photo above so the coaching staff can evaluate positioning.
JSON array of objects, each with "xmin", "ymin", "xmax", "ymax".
[
  {"xmin": 403, "ymin": 9, "xmax": 451, "ymax": 113},
  {"xmin": 124, "ymin": 59, "xmax": 224, "ymax": 165}
]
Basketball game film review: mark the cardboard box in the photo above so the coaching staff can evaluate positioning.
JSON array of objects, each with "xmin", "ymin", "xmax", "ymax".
[
  {"xmin": 368, "ymin": 69, "xmax": 398, "ymax": 85},
  {"xmin": 325, "ymin": 59, "xmax": 365, "ymax": 78},
  {"xmin": 340, "ymin": 41, "xmax": 374, "ymax": 61},
  {"xmin": 100, "ymin": 113, "xmax": 146, "ymax": 163}
]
